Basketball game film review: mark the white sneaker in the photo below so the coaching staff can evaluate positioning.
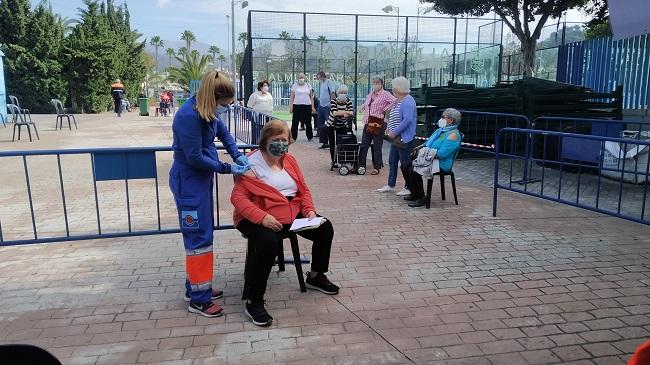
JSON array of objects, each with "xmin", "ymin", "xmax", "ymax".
[
  {"xmin": 396, "ymin": 188, "xmax": 411, "ymax": 196},
  {"xmin": 376, "ymin": 185, "xmax": 395, "ymax": 193}
]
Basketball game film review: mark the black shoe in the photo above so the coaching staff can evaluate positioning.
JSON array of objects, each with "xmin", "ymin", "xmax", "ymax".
[
  {"xmin": 245, "ymin": 301, "xmax": 273, "ymax": 327},
  {"xmin": 403, "ymin": 195, "xmax": 417, "ymax": 201},
  {"xmin": 319, "ymin": 144, "xmax": 329, "ymax": 149},
  {"xmin": 408, "ymin": 198, "xmax": 427, "ymax": 208},
  {"xmin": 300, "ymin": 127, "xmax": 305, "ymax": 131},
  {"xmin": 305, "ymin": 272, "xmax": 339, "ymax": 295},
  {"xmin": 331, "ymin": 162, "xmax": 339, "ymax": 169}
]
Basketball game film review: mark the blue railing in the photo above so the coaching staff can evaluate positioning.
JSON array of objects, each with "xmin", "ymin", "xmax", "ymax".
[
  {"xmin": 0, "ymin": 145, "xmax": 256, "ymax": 246},
  {"xmin": 428, "ymin": 109, "xmax": 532, "ymax": 154},
  {"xmin": 232, "ymin": 105, "xmax": 273, "ymax": 145},
  {"xmin": 493, "ymin": 128, "xmax": 650, "ymax": 225},
  {"xmin": 532, "ymin": 116, "xmax": 650, "ymax": 164}
]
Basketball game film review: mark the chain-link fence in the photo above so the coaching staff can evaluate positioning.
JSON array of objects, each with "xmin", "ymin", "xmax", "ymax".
[
  {"xmin": 241, "ymin": 11, "xmax": 503, "ymax": 111},
  {"xmin": 502, "ymin": 21, "xmax": 586, "ymax": 82}
]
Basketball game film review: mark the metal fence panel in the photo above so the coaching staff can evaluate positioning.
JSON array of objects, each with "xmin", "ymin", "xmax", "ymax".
[
  {"xmin": 557, "ymin": 34, "xmax": 650, "ymax": 110},
  {"xmin": 493, "ymin": 128, "xmax": 650, "ymax": 225}
]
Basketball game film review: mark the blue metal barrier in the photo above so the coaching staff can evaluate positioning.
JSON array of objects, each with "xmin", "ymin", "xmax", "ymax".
[
  {"xmin": 493, "ymin": 128, "xmax": 650, "ymax": 225},
  {"xmin": 532, "ymin": 116, "xmax": 650, "ymax": 164},
  {"xmin": 232, "ymin": 105, "xmax": 272, "ymax": 145},
  {"xmin": 0, "ymin": 145, "xmax": 256, "ymax": 246},
  {"xmin": 428, "ymin": 109, "xmax": 532, "ymax": 154}
]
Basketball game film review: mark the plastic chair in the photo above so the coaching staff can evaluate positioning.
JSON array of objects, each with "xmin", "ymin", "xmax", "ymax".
[
  {"xmin": 0, "ymin": 344, "xmax": 62, "ymax": 365},
  {"xmin": 8, "ymin": 104, "xmax": 39, "ymax": 142},
  {"xmin": 242, "ymin": 231, "xmax": 307, "ymax": 293},
  {"xmin": 9, "ymin": 95, "xmax": 33, "ymax": 123},
  {"xmin": 51, "ymin": 99, "xmax": 77, "ymax": 130},
  {"xmin": 425, "ymin": 146, "xmax": 461, "ymax": 209}
]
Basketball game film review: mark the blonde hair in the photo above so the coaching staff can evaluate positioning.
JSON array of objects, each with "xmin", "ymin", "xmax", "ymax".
[
  {"xmin": 196, "ymin": 70, "xmax": 235, "ymax": 121},
  {"xmin": 259, "ymin": 119, "xmax": 293, "ymax": 151}
]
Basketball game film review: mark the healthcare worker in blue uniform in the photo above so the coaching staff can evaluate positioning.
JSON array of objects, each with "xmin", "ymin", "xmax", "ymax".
[{"xmin": 169, "ymin": 70, "xmax": 250, "ymax": 317}]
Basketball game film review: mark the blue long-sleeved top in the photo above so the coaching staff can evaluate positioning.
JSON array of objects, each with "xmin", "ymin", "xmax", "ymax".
[
  {"xmin": 391, "ymin": 95, "xmax": 417, "ymax": 143},
  {"xmin": 171, "ymin": 96, "xmax": 241, "ymax": 173},
  {"xmin": 423, "ymin": 128, "xmax": 461, "ymax": 172}
]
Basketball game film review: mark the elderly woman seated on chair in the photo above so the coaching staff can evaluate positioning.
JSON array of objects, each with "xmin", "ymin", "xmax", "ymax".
[
  {"xmin": 403, "ymin": 108, "xmax": 462, "ymax": 208},
  {"xmin": 231, "ymin": 119, "xmax": 339, "ymax": 327}
]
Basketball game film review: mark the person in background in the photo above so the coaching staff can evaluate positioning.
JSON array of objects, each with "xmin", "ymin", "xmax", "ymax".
[
  {"xmin": 289, "ymin": 73, "xmax": 315, "ymax": 142},
  {"xmin": 326, "ymin": 85, "xmax": 354, "ymax": 167},
  {"xmin": 169, "ymin": 70, "xmax": 251, "ymax": 318},
  {"xmin": 111, "ymin": 79, "xmax": 125, "ymax": 117},
  {"xmin": 247, "ymin": 80, "xmax": 274, "ymax": 115},
  {"xmin": 311, "ymin": 91, "xmax": 319, "ymax": 133},
  {"xmin": 358, "ymin": 76, "xmax": 396, "ymax": 175},
  {"xmin": 231, "ymin": 120, "xmax": 339, "ymax": 327},
  {"xmin": 316, "ymin": 71, "xmax": 336, "ymax": 149},
  {"xmin": 403, "ymin": 108, "xmax": 462, "ymax": 207},
  {"xmin": 160, "ymin": 88, "xmax": 171, "ymax": 117},
  {"xmin": 377, "ymin": 76, "xmax": 417, "ymax": 197}
]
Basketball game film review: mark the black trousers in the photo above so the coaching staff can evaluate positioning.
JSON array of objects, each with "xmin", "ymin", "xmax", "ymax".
[
  {"xmin": 404, "ymin": 162, "xmax": 425, "ymax": 199},
  {"xmin": 358, "ymin": 124, "xmax": 386, "ymax": 170},
  {"xmin": 291, "ymin": 105, "xmax": 313, "ymax": 141},
  {"xmin": 236, "ymin": 215, "xmax": 334, "ymax": 302}
]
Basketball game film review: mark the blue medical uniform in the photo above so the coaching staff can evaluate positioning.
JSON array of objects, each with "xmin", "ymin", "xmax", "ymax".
[{"xmin": 169, "ymin": 96, "xmax": 241, "ymax": 304}]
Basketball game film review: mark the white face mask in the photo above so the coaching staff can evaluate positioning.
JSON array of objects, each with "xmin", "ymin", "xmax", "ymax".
[
  {"xmin": 437, "ymin": 118, "xmax": 447, "ymax": 128},
  {"xmin": 262, "ymin": 86, "xmax": 269, "ymax": 93},
  {"xmin": 297, "ymin": 78, "xmax": 305, "ymax": 85},
  {"xmin": 216, "ymin": 104, "xmax": 229, "ymax": 117},
  {"xmin": 372, "ymin": 84, "xmax": 382, "ymax": 91},
  {"xmin": 337, "ymin": 94, "xmax": 348, "ymax": 102}
]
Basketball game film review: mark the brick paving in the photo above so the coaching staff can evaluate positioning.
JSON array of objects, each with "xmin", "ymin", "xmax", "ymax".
[{"xmin": 0, "ymin": 112, "xmax": 649, "ymax": 365}]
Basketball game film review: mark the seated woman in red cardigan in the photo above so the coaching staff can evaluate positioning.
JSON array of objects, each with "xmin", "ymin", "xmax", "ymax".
[{"xmin": 231, "ymin": 119, "xmax": 339, "ymax": 327}]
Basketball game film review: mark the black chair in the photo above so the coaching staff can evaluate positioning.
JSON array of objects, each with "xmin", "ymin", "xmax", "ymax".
[
  {"xmin": 8, "ymin": 104, "xmax": 39, "ymax": 142},
  {"xmin": 425, "ymin": 148, "xmax": 460, "ymax": 209},
  {"xmin": 0, "ymin": 344, "xmax": 62, "ymax": 365},
  {"xmin": 9, "ymin": 95, "xmax": 33, "ymax": 124},
  {"xmin": 276, "ymin": 232, "xmax": 307, "ymax": 293},
  {"xmin": 51, "ymin": 99, "xmax": 77, "ymax": 130},
  {"xmin": 242, "ymin": 231, "xmax": 307, "ymax": 293}
]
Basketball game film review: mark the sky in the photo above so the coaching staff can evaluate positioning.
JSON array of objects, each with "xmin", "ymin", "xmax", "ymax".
[{"xmin": 39, "ymin": 0, "xmax": 590, "ymax": 52}]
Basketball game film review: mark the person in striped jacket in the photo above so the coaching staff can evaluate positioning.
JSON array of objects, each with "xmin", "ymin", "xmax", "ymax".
[{"xmin": 325, "ymin": 85, "xmax": 354, "ymax": 166}]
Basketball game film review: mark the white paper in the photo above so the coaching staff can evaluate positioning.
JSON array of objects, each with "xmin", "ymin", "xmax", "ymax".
[{"xmin": 289, "ymin": 217, "xmax": 326, "ymax": 232}]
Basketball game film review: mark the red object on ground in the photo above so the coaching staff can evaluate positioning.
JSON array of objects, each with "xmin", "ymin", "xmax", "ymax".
[{"xmin": 629, "ymin": 340, "xmax": 650, "ymax": 365}]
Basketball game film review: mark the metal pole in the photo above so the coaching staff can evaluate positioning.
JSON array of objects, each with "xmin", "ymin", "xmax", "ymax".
[
  {"xmin": 231, "ymin": 0, "xmax": 237, "ymax": 100},
  {"xmin": 354, "ymin": 15, "xmax": 359, "ymax": 113},
  {"xmin": 451, "ymin": 18, "xmax": 457, "ymax": 82},
  {"xmin": 303, "ymin": 13, "xmax": 307, "ymax": 73},
  {"xmin": 396, "ymin": 8, "xmax": 400, "ymax": 58},
  {"xmin": 403, "ymin": 15, "xmax": 409, "ymax": 76}
]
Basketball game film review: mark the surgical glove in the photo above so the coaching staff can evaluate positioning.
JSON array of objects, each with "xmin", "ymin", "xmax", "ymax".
[
  {"xmin": 235, "ymin": 155, "xmax": 250, "ymax": 166},
  {"xmin": 231, "ymin": 163, "xmax": 251, "ymax": 176}
]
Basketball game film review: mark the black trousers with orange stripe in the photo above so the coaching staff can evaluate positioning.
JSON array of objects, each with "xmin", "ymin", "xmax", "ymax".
[{"xmin": 236, "ymin": 215, "xmax": 334, "ymax": 302}]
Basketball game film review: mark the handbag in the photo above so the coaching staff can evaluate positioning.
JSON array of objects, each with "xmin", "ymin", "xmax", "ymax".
[{"xmin": 364, "ymin": 96, "xmax": 384, "ymax": 136}]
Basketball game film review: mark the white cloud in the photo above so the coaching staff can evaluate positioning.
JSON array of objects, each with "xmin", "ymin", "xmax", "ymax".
[{"xmin": 157, "ymin": 0, "xmax": 171, "ymax": 8}]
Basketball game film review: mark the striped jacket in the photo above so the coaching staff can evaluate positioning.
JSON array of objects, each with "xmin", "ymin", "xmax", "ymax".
[{"xmin": 326, "ymin": 97, "xmax": 353, "ymax": 128}]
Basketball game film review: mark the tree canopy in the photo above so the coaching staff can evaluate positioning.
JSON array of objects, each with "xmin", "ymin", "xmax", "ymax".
[
  {"xmin": 0, "ymin": 0, "xmax": 147, "ymax": 113},
  {"xmin": 421, "ymin": 0, "xmax": 588, "ymax": 74}
]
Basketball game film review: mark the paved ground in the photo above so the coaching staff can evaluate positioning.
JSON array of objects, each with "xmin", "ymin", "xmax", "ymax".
[{"xmin": 0, "ymin": 111, "xmax": 649, "ymax": 365}]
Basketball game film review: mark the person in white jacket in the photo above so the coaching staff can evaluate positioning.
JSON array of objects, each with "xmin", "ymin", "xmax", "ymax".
[{"xmin": 247, "ymin": 80, "xmax": 274, "ymax": 115}]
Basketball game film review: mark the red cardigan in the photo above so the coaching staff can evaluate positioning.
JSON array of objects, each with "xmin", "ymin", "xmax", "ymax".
[{"xmin": 231, "ymin": 152, "xmax": 316, "ymax": 226}]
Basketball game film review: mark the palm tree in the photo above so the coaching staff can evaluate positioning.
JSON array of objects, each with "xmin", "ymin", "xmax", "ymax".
[
  {"xmin": 149, "ymin": 35, "xmax": 164, "ymax": 73},
  {"xmin": 54, "ymin": 14, "xmax": 78, "ymax": 36},
  {"xmin": 167, "ymin": 51, "xmax": 211, "ymax": 91},
  {"xmin": 165, "ymin": 48, "xmax": 175, "ymax": 69},
  {"xmin": 178, "ymin": 47, "xmax": 188, "ymax": 57},
  {"xmin": 278, "ymin": 31, "xmax": 290, "ymax": 40},
  {"xmin": 180, "ymin": 30, "xmax": 196, "ymax": 51},
  {"xmin": 208, "ymin": 45, "xmax": 220, "ymax": 63},
  {"xmin": 317, "ymin": 35, "xmax": 327, "ymax": 60},
  {"xmin": 218, "ymin": 54, "xmax": 227, "ymax": 70},
  {"xmin": 237, "ymin": 32, "xmax": 248, "ymax": 52}
]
